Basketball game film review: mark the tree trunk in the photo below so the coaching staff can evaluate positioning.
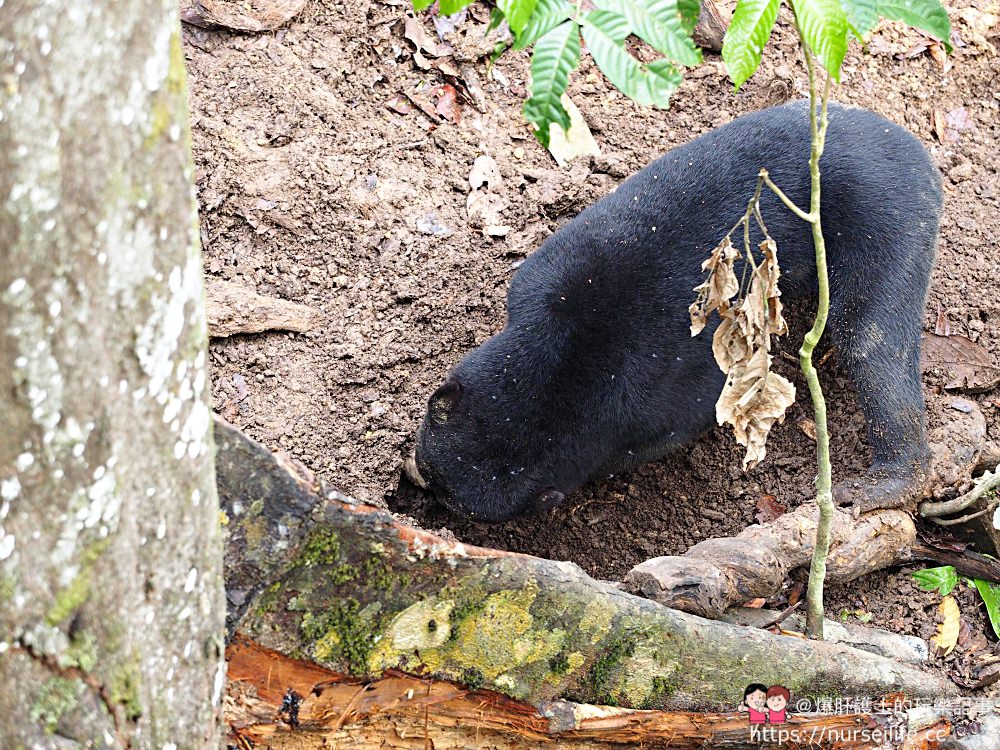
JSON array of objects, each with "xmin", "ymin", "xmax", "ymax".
[{"xmin": 0, "ymin": 1, "xmax": 224, "ymax": 747}]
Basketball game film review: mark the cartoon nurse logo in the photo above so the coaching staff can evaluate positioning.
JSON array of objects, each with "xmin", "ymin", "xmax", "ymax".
[
  {"xmin": 766, "ymin": 685, "xmax": 790, "ymax": 724},
  {"xmin": 738, "ymin": 684, "xmax": 769, "ymax": 725},
  {"xmin": 739, "ymin": 683, "xmax": 791, "ymax": 725}
]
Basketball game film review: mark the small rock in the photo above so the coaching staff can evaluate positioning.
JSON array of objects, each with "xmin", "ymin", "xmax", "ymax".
[
  {"xmin": 416, "ymin": 213, "xmax": 451, "ymax": 236},
  {"xmin": 948, "ymin": 162, "xmax": 974, "ymax": 183},
  {"xmin": 950, "ymin": 398, "xmax": 975, "ymax": 414},
  {"xmin": 513, "ymin": 147, "xmax": 525, "ymax": 160},
  {"xmin": 956, "ymin": 216, "xmax": 978, "ymax": 232}
]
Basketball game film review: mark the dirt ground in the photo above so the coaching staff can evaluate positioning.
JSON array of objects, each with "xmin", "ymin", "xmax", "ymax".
[{"xmin": 185, "ymin": 0, "xmax": 1000, "ymax": 664}]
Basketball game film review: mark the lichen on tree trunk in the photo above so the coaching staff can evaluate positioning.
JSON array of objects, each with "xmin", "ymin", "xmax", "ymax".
[
  {"xmin": 221, "ymin": 424, "xmax": 956, "ymax": 717},
  {"xmin": 0, "ymin": 1, "xmax": 224, "ymax": 746}
]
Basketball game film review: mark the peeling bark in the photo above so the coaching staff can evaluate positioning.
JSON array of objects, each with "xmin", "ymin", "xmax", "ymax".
[
  {"xmin": 226, "ymin": 639, "xmax": 930, "ymax": 749},
  {"xmin": 219, "ymin": 424, "xmax": 957, "ymax": 720},
  {"xmin": 0, "ymin": 1, "xmax": 224, "ymax": 746}
]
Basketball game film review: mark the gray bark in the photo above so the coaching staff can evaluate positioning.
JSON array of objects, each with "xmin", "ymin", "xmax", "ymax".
[{"xmin": 0, "ymin": 1, "xmax": 224, "ymax": 747}]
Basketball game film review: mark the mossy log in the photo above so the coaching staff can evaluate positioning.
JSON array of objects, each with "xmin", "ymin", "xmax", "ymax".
[
  {"xmin": 219, "ymin": 421, "xmax": 958, "ymax": 743},
  {"xmin": 226, "ymin": 638, "xmax": 955, "ymax": 749}
]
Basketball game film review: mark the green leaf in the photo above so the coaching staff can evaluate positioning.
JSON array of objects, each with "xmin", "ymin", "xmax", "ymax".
[
  {"xmin": 488, "ymin": 6, "xmax": 506, "ymax": 33},
  {"xmin": 722, "ymin": 0, "xmax": 781, "ymax": 89},
  {"xmin": 515, "ymin": 0, "xmax": 576, "ymax": 49},
  {"xmin": 499, "ymin": 0, "xmax": 540, "ymax": 34},
  {"xmin": 412, "ymin": 0, "xmax": 435, "ymax": 11},
  {"xmin": 594, "ymin": 0, "xmax": 702, "ymax": 67},
  {"xmin": 644, "ymin": 58, "xmax": 683, "ymax": 102},
  {"xmin": 911, "ymin": 566, "xmax": 959, "ymax": 595},
  {"xmin": 877, "ymin": 0, "xmax": 952, "ymax": 51},
  {"xmin": 439, "ymin": 0, "xmax": 476, "ymax": 15},
  {"xmin": 792, "ymin": 0, "xmax": 849, "ymax": 80},
  {"xmin": 523, "ymin": 20, "xmax": 580, "ymax": 147},
  {"xmin": 581, "ymin": 10, "xmax": 681, "ymax": 108},
  {"xmin": 678, "ymin": 0, "xmax": 701, "ymax": 32},
  {"xmin": 973, "ymin": 578, "xmax": 1000, "ymax": 639},
  {"xmin": 840, "ymin": 0, "xmax": 878, "ymax": 36}
]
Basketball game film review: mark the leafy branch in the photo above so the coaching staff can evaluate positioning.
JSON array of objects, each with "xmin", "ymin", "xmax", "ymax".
[{"xmin": 413, "ymin": 0, "xmax": 702, "ymax": 145}]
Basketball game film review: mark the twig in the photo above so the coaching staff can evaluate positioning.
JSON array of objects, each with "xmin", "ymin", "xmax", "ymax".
[
  {"xmin": 931, "ymin": 505, "xmax": 997, "ymax": 527},
  {"xmin": 921, "ymin": 462, "xmax": 1000, "ymax": 518},
  {"xmin": 758, "ymin": 600, "xmax": 802, "ymax": 629},
  {"xmin": 761, "ymin": 172, "xmax": 812, "ymax": 222}
]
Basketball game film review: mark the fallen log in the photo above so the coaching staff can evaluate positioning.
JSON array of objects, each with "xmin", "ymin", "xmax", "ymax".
[
  {"xmin": 217, "ymin": 421, "xmax": 957, "ymax": 723},
  {"xmin": 624, "ymin": 393, "xmax": 989, "ymax": 618}
]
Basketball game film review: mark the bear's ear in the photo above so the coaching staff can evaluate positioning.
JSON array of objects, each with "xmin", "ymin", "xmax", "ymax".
[
  {"xmin": 533, "ymin": 489, "xmax": 565, "ymax": 513},
  {"xmin": 428, "ymin": 378, "xmax": 463, "ymax": 424}
]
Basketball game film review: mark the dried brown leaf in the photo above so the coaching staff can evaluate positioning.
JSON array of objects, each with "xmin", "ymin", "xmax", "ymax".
[
  {"xmin": 756, "ymin": 238, "xmax": 787, "ymax": 336},
  {"xmin": 690, "ymin": 236, "xmax": 740, "ymax": 336},
  {"xmin": 896, "ymin": 39, "xmax": 931, "ymax": 59},
  {"xmin": 404, "ymin": 16, "xmax": 444, "ymax": 57},
  {"xmin": 935, "ymin": 107, "xmax": 977, "ymax": 144},
  {"xmin": 931, "ymin": 596, "xmax": 960, "ymax": 657},
  {"xmin": 755, "ymin": 493, "xmax": 787, "ymax": 524},
  {"xmin": 716, "ymin": 348, "xmax": 796, "ymax": 469},
  {"xmin": 431, "ymin": 84, "xmax": 461, "ymax": 124},
  {"xmin": 934, "ymin": 303, "xmax": 952, "ymax": 336},
  {"xmin": 921, "ymin": 332, "xmax": 1000, "ymax": 393},
  {"xmin": 467, "ymin": 155, "xmax": 509, "ymax": 236},
  {"xmin": 798, "ymin": 418, "xmax": 817, "ymax": 441},
  {"xmin": 928, "ymin": 42, "xmax": 951, "ymax": 72},
  {"xmin": 469, "ymin": 154, "xmax": 502, "ymax": 191},
  {"xmin": 712, "ymin": 312, "xmax": 750, "ymax": 372},
  {"xmin": 946, "ymin": 108, "xmax": 975, "ymax": 133},
  {"xmin": 386, "ymin": 94, "xmax": 414, "ymax": 115}
]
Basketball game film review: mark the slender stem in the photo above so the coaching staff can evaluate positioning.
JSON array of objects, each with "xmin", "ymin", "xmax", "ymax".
[
  {"xmin": 762, "ymin": 174, "xmax": 813, "ymax": 222},
  {"xmin": 932, "ymin": 505, "xmax": 997, "ymax": 526},
  {"xmin": 801, "ymin": 49, "xmax": 835, "ymax": 641}
]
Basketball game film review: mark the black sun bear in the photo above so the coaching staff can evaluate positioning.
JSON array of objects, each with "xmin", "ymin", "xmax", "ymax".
[{"xmin": 413, "ymin": 101, "xmax": 941, "ymax": 522}]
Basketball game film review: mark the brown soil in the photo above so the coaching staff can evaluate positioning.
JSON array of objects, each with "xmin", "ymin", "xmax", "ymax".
[{"xmin": 185, "ymin": 0, "xmax": 1000, "ymax": 664}]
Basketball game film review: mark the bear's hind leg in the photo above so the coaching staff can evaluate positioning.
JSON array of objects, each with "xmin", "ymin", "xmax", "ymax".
[{"xmin": 826, "ymin": 244, "xmax": 934, "ymax": 513}]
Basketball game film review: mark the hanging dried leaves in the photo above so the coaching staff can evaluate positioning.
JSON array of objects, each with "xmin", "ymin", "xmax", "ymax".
[
  {"xmin": 691, "ymin": 236, "xmax": 795, "ymax": 469},
  {"xmin": 689, "ymin": 236, "xmax": 740, "ymax": 336}
]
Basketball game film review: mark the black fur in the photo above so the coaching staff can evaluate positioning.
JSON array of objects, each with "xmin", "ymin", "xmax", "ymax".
[{"xmin": 415, "ymin": 101, "xmax": 941, "ymax": 522}]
